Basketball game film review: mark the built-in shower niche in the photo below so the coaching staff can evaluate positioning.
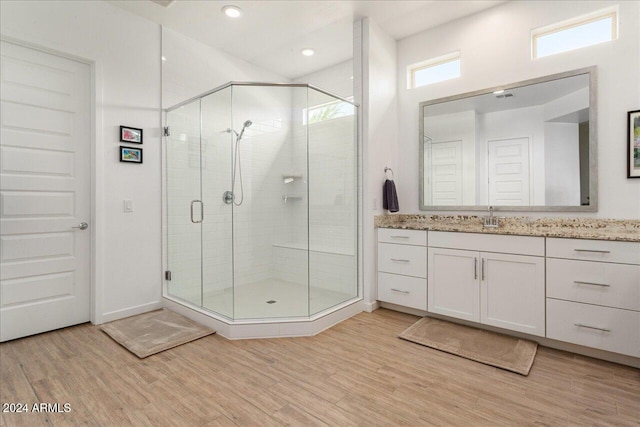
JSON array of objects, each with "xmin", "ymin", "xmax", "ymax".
[{"xmin": 164, "ymin": 82, "xmax": 358, "ymax": 329}]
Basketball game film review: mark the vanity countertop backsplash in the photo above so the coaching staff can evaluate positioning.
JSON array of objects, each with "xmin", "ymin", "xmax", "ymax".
[{"xmin": 375, "ymin": 215, "xmax": 640, "ymax": 242}]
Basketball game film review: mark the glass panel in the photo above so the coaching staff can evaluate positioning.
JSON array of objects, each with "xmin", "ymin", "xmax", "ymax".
[
  {"xmin": 307, "ymin": 88, "xmax": 358, "ymax": 315},
  {"xmin": 232, "ymin": 85, "xmax": 309, "ymax": 319},
  {"xmin": 536, "ymin": 16, "xmax": 613, "ymax": 59},
  {"xmin": 166, "ymin": 100, "xmax": 202, "ymax": 306},
  {"xmin": 413, "ymin": 59, "xmax": 461, "ymax": 88},
  {"xmin": 201, "ymin": 87, "xmax": 234, "ymax": 319}
]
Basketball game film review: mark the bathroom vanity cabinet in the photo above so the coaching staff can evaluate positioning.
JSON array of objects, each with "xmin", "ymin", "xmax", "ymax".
[
  {"xmin": 427, "ymin": 231, "xmax": 545, "ymax": 337},
  {"xmin": 546, "ymin": 238, "xmax": 640, "ymax": 357},
  {"xmin": 377, "ymin": 229, "xmax": 427, "ymax": 310},
  {"xmin": 376, "ymin": 226, "xmax": 640, "ymax": 361}
]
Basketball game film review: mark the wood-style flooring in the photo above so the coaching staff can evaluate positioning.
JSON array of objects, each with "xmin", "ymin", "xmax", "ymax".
[{"xmin": 1, "ymin": 309, "xmax": 639, "ymax": 426}]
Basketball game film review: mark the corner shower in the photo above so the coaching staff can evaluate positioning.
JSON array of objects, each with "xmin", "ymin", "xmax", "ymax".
[{"xmin": 163, "ymin": 82, "xmax": 359, "ymax": 322}]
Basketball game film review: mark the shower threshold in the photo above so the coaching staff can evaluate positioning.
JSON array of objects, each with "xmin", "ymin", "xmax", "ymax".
[{"xmin": 162, "ymin": 284, "xmax": 363, "ymax": 339}]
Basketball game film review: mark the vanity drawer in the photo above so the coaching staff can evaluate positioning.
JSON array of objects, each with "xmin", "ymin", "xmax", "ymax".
[
  {"xmin": 547, "ymin": 258, "xmax": 640, "ymax": 311},
  {"xmin": 378, "ymin": 228, "xmax": 427, "ymax": 246},
  {"xmin": 378, "ymin": 243, "xmax": 427, "ymax": 278},
  {"xmin": 546, "ymin": 299, "xmax": 640, "ymax": 357},
  {"xmin": 428, "ymin": 231, "xmax": 544, "ymax": 256},
  {"xmin": 378, "ymin": 272, "xmax": 427, "ymax": 310},
  {"xmin": 546, "ymin": 238, "xmax": 640, "ymax": 265}
]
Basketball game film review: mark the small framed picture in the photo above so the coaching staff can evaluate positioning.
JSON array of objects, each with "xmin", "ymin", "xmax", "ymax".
[
  {"xmin": 120, "ymin": 126, "xmax": 143, "ymax": 144},
  {"xmin": 120, "ymin": 146, "xmax": 143, "ymax": 164},
  {"xmin": 628, "ymin": 110, "xmax": 640, "ymax": 178}
]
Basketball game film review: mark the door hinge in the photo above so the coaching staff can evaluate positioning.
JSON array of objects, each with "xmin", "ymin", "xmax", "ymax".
[
  {"xmin": 163, "ymin": 126, "xmax": 171, "ymax": 137},
  {"xmin": 165, "ymin": 270, "xmax": 172, "ymax": 281}
]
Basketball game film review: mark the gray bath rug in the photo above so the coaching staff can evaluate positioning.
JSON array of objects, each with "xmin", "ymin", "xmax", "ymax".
[
  {"xmin": 100, "ymin": 309, "xmax": 215, "ymax": 358},
  {"xmin": 399, "ymin": 317, "xmax": 537, "ymax": 375}
]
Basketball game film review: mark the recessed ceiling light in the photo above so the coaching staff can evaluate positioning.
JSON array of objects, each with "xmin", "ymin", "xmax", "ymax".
[
  {"xmin": 301, "ymin": 48, "xmax": 315, "ymax": 57},
  {"xmin": 493, "ymin": 89, "xmax": 505, "ymax": 94},
  {"xmin": 161, "ymin": 56, "xmax": 167, "ymax": 62},
  {"xmin": 222, "ymin": 5, "xmax": 242, "ymax": 18},
  {"xmin": 350, "ymin": 76, "xmax": 354, "ymax": 80}
]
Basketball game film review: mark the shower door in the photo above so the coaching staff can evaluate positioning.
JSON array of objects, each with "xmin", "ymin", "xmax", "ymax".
[
  {"xmin": 166, "ymin": 89, "xmax": 235, "ymax": 318},
  {"xmin": 166, "ymin": 100, "xmax": 203, "ymax": 306},
  {"xmin": 201, "ymin": 88, "xmax": 234, "ymax": 318}
]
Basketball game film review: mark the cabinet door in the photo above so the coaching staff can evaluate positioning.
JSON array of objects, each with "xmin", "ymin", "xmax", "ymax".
[
  {"xmin": 428, "ymin": 248, "xmax": 480, "ymax": 322},
  {"xmin": 480, "ymin": 253, "xmax": 545, "ymax": 337}
]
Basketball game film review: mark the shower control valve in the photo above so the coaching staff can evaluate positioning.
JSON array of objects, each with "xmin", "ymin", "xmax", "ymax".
[{"xmin": 223, "ymin": 191, "xmax": 234, "ymax": 205}]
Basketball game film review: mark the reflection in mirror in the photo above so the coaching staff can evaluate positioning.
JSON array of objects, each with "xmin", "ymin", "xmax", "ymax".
[{"xmin": 420, "ymin": 68, "xmax": 596, "ymax": 211}]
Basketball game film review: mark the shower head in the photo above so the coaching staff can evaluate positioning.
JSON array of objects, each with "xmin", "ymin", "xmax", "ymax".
[{"xmin": 238, "ymin": 119, "xmax": 253, "ymax": 140}]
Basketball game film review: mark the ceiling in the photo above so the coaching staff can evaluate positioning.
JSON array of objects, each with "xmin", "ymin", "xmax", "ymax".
[{"xmin": 109, "ymin": 0, "xmax": 505, "ymax": 79}]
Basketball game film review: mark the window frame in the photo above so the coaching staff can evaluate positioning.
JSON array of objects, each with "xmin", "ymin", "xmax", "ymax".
[
  {"xmin": 407, "ymin": 51, "xmax": 461, "ymax": 90},
  {"xmin": 531, "ymin": 7, "xmax": 618, "ymax": 59}
]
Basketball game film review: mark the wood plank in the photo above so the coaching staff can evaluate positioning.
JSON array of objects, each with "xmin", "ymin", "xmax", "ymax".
[{"xmin": 0, "ymin": 309, "xmax": 638, "ymax": 426}]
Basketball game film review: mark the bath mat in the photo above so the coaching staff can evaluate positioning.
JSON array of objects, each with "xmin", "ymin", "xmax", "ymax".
[
  {"xmin": 399, "ymin": 317, "xmax": 537, "ymax": 375},
  {"xmin": 100, "ymin": 309, "xmax": 215, "ymax": 358}
]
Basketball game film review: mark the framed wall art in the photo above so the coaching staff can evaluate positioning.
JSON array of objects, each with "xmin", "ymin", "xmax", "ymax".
[
  {"xmin": 120, "ymin": 126, "xmax": 143, "ymax": 144},
  {"xmin": 628, "ymin": 110, "xmax": 640, "ymax": 178},
  {"xmin": 120, "ymin": 146, "xmax": 143, "ymax": 164}
]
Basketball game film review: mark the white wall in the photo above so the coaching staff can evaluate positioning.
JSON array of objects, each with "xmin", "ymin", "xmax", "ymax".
[
  {"xmin": 0, "ymin": 0, "xmax": 163, "ymax": 322},
  {"xmin": 294, "ymin": 59, "xmax": 354, "ymax": 99},
  {"xmin": 162, "ymin": 27, "xmax": 287, "ymax": 109},
  {"xmin": 362, "ymin": 18, "xmax": 398, "ymax": 307},
  {"xmin": 397, "ymin": 0, "xmax": 640, "ymax": 218}
]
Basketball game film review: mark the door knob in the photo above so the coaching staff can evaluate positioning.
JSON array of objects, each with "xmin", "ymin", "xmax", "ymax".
[{"xmin": 72, "ymin": 222, "xmax": 89, "ymax": 230}]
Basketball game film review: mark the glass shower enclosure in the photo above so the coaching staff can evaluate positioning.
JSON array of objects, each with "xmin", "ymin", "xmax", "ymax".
[{"xmin": 164, "ymin": 83, "xmax": 358, "ymax": 321}]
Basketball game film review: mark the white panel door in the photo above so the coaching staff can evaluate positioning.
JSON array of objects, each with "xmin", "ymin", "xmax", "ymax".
[
  {"xmin": 0, "ymin": 40, "xmax": 91, "ymax": 341},
  {"xmin": 427, "ymin": 247, "xmax": 479, "ymax": 322},
  {"xmin": 487, "ymin": 138, "xmax": 530, "ymax": 206},
  {"xmin": 480, "ymin": 252, "xmax": 545, "ymax": 337},
  {"xmin": 429, "ymin": 140, "xmax": 463, "ymax": 205}
]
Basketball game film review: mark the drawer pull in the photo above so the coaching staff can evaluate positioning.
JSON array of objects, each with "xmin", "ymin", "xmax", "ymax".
[
  {"xmin": 390, "ymin": 258, "xmax": 410, "ymax": 263},
  {"xmin": 574, "ymin": 249, "xmax": 611, "ymax": 254},
  {"xmin": 391, "ymin": 288, "xmax": 410, "ymax": 294},
  {"xmin": 474, "ymin": 257, "xmax": 478, "ymax": 279},
  {"xmin": 574, "ymin": 323, "xmax": 611, "ymax": 333},
  {"xmin": 574, "ymin": 281, "xmax": 610, "ymax": 288},
  {"xmin": 390, "ymin": 235, "xmax": 410, "ymax": 239}
]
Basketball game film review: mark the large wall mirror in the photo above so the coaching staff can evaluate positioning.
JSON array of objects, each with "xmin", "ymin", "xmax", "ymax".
[{"xmin": 419, "ymin": 67, "xmax": 597, "ymax": 212}]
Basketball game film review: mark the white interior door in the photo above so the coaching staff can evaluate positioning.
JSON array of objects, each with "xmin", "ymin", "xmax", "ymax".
[
  {"xmin": 429, "ymin": 140, "xmax": 463, "ymax": 205},
  {"xmin": 0, "ymin": 40, "xmax": 91, "ymax": 341},
  {"xmin": 487, "ymin": 138, "xmax": 530, "ymax": 206}
]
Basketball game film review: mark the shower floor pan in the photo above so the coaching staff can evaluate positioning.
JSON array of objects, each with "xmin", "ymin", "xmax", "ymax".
[{"xmin": 163, "ymin": 279, "xmax": 363, "ymax": 339}]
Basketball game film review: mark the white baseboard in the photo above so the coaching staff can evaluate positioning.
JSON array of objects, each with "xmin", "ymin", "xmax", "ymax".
[
  {"xmin": 380, "ymin": 302, "xmax": 428, "ymax": 317},
  {"xmin": 97, "ymin": 301, "xmax": 162, "ymax": 324},
  {"xmin": 363, "ymin": 300, "xmax": 380, "ymax": 312}
]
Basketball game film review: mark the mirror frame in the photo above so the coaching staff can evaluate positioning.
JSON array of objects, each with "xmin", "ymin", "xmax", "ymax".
[{"xmin": 419, "ymin": 66, "xmax": 597, "ymax": 212}]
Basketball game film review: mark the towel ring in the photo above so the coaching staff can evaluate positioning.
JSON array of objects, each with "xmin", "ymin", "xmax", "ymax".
[{"xmin": 384, "ymin": 167, "xmax": 394, "ymax": 179}]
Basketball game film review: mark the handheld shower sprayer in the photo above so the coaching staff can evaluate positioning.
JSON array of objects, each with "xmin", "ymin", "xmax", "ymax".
[
  {"xmin": 237, "ymin": 120, "xmax": 252, "ymax": 140},
  {"xmin": 223, "ymin": 119, "xmax": 253, "ymax": 206}
]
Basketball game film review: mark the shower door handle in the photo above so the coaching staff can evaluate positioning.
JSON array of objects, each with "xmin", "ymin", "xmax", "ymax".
[{"xmin": 190, "ymin": 200, "xmax": 203, "ymax": 223}]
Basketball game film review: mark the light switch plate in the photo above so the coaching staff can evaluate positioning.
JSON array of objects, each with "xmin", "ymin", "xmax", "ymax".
[{"xmin": 124, "ymin": 199, "xmax": 133, "ymax": 213}]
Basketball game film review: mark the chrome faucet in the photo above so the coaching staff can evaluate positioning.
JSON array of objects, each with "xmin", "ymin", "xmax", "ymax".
[{"xmin": 483, "ymin": 206, "xmax": 500, "ymax": 228}]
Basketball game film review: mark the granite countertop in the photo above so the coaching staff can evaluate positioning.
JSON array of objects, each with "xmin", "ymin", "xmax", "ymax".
[{"xmin": 374, "ymin": 214, "xmax": 640, "ymax": 242}]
